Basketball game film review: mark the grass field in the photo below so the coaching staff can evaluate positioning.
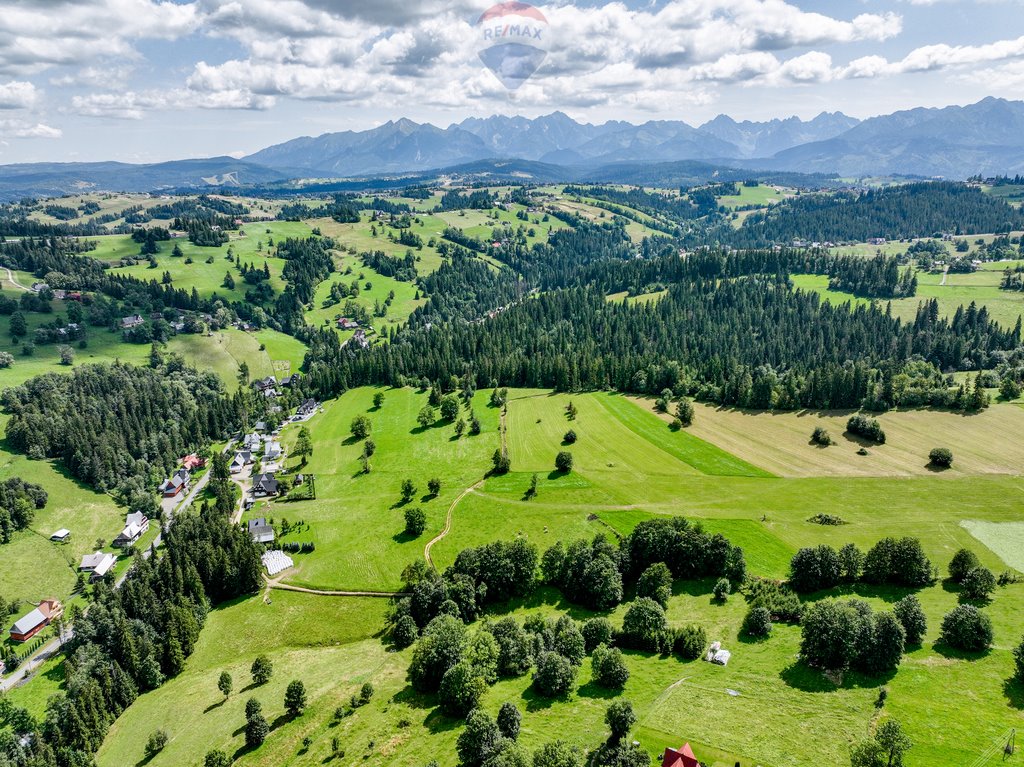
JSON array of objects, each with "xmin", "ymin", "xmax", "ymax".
[
  {"xmin": 632, "ymin": 398, "xmax": 1024, "ymax": 477},
  {"xmin": 71, "ymin": 385, "xmax": 1024, "ymax": 767},
  {"xmin": 717, "ymin": 184, "xmax": 790, "ymax": 209},
  {"xmin": 790, "ymin": 269, "xmax": 1024, "ymax": 330}
]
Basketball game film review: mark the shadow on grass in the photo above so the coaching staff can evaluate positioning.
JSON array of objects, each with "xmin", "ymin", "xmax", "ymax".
[
  {"xmin": 422, "ymin": 708, "xmax": 463, "ymax": 734},
  {"xmin": 736, "ymin": 631, "xmax": 772, "ymax": 646},
  {"xmin": 204, "ymin": 698, "xmax": 227, "ymax": 713},
  {"xmin": 520, "ymin": 686, "xmax": 560, "ymax": 712},
  {"xmin": 576, "ymin": 681, "xmax": 620, "ymax": 700},
  {"xmin": 391, "ymin": 685, "xmax": 438, "ymax": 712},
  {"xmin": 1003, "ymin": 677, "xmax": 1024, "ymax": 710},
  {"xmin": 484, "ymin": 586, "xmax": 602, "ymax": 622},
  {"xmin": 801, "ymin": 583, "xmax": 917, "ymax": 605},
  {"xmin": 392, "ymin": 531, "xmax": 420, "ymax": 544},
  {"xmin": 134, "ymin": 752, "xmax": 157, "ymax": 767},
  {"xmin": 932, "ymin": 641, "xmax": 992, "ymax": 661},
  {"xmin": 546, "ymin": 470, "xmax": 571, "ymax": 481},
  {"xmin": 341, "ymin": 434, "xmax": 362, "ymax": 446},
  {"xmin": 780, "ymin": 661, "xmax": 897, "ymax": 692}
]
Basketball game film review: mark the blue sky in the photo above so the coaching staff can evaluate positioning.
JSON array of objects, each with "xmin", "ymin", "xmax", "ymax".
[{"xmin": 1, "ymin": 0, "xmax": 1024, "ymax": 163}]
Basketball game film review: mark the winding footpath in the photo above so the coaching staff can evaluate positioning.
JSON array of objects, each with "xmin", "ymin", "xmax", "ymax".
[
  {"xmin": 2, "ymin": 268, "xmax": 31, "ymax": 292},
  {"xmin": 423, "ymin": 479, "xmax": 485, "ymax": 569}
]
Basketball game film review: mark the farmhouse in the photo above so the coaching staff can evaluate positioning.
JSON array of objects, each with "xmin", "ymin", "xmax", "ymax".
[
  {"xmin": 113, "ymin": 512, "xmax": 149, "ymax": 548},
  {"xmin": 279, "ymin": 373, "xmax": 301, "ymax": 388},
  {"xmin": 181, "ymin": 454, "xmax": 206, "ymax": 471},
  {"xmin": 79, "ymin": 552, "xmax": 117, "ymax": 581},
  {"xmin": 337, "ymin": 317, "xmax": 360, "ymax": 330},
  {"xmin": 159, "ymin": 468, "xmax": 190, "ymax": 497},
  {"xmin": 254, "ymin": 376, "xmax": 277, "ymax": 393},
  {"xmin": 660, "ymin": 744, "xmax": 699, "ymax": 767},
  {"xmin": 263, "ymin": 440, "xmax": 283, "ymax": 461},
  {"xmin": 9, "ymin": 599, "xmax": 63, "ymax": 643},
  {"xmin": 50, "ymin": 528, "xmax": 71, "ymax": 543},
  {"xmin": 247, "ymin": 517, "xmax": 276, "ymax": 544},
  {"xmin": 243, "ymin": 432, "xmax": 262, "ymax": 450},
  {"xmin": 120, "ymin": 314, "xmax": 145, "ymax": 329},
  {"xmin": 251, "ymin": 473, "xmax": 278, "ymax": 497},
  {"xmin": 296, "ymin": 398, "xmax": 318, "ymax": 418}
]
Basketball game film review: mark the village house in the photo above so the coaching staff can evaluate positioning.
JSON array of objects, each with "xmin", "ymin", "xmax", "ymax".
[
  {"xmin": 8, "ymin": 599, "xmax": 63, "ymax": 643},
  {"xmin": 120, "ymin": 314, "xmax": 145, "ymax": 329},
  {"xmin": 30, "ymin": 282, "xmax": 48, "ymax": 293},
  {"xmin": 243, "ymin": 432, "xmax": 262, "ymax": 451},
  {"xmin": 113, "ymin": 512, "xmax": 149, "ymax": 548},
  {"xmin": 279, "ymin": 373, "xmax": 301, "ymax": 388},
  {"xmin": 181, "ymin": 454, "xmax": 206, "ymax": 471},
  {"xmin": 230, "ymin": 450, "xmax": 253, "ymax": 473},
  {"xmin": 336, "ymin": 317, "xmax": 360, "ymax": 330},
  {"xmin": 263, "ymin": 440, "xmax": 283, "ymax": 461},
  {"xmin": 251, "ymin": 473, "xmax": 279, "ymax": 497},
  {"xmin": 247, "ymin": 517, "xmax": 275, "ymax": 544},
  {"xmin": 253, "ymin": 376, "xmax": 277, "ymax": 393},
  {"xmin": 79, "ymin": 552, "xmax": 117, "ymax": 582},
  {"xmin": 660, "ymin": 744, "xmax": 699, "ymax": 767},
  {"xmin": 296, "ymin": 398, "xmax": 318, "ymax": 418},
  {"xmin": 159, "ymin": 468, "xmax": 191, "ymax": 497},
  {"xmin": 50, "ymin": 528, "xmax": 71, "ymax": 543}
]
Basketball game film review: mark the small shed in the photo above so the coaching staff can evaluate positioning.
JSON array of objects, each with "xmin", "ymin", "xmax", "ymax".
[{"xmin": 50, "ymin": 529, "xmax": 71, "ymax": 543}]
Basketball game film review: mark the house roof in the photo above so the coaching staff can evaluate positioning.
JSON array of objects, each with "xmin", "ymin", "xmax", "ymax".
[
  {"xmin": 125, "ymin": 512, "xmax": 147, "ymax": 527},
  {"xmin": 247, "ymin": 518, "xmax": 267, "ymax": 530},
  {"xmin": 661, "ymin": 745, "xmax": 699, "ymax": 767},
  {"xmin": 252, "ymin": 473, "xmax": 278, "ymax": 493},
  {"xmin": 11, "ymin": 608, "xmax": 46, "ymax": 636},
  {"xmin": 80, "ymin": 551, "xmax": 116, "ymax": 574},
  {"xmin": 51, "ymin": 528, "xmax": 70, "ymax": 540}
]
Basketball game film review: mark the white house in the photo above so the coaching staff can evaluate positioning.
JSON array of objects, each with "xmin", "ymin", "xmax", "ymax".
[{"xmin": 79, "ymin": 552, "xmax": 117, "ymax": 581}]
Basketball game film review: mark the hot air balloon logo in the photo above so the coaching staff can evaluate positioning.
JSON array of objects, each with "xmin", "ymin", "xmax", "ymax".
[{"xmin": 476, "ymin": 2, "xmax": 550, "ymax": 90}]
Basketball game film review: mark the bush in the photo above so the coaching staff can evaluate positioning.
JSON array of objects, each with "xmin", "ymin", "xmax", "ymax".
[
  {"xmin": 145, "ymin": 730, "xmax": 168, "ymax": 758},
  {"xmin": 563, "ymin": 429, "xmax": 577, "ymax": 444},
  {"xmin": 497, "ymin": 701, "xmax": 521, "ymax": 740},
  {"xmin": 960, "ymin": 566, "xmax": 996, "ymax": 601},
  {"xmin": 847, "ymin": 413, "xmax": 886, "ymax": 444},
  {"xmin": 928, "ymin": 447, "xmax": 953, "ymax": 468},
  {"xmin": 948, "ymin": 548, "xmax": 980, "ymax": 583},
  {"xmin": 439, "ymin": 662, "xmax": 487, "ymax": 716},
  {"xmin": 404, "ymin": 507, "xmax": 427, "ymax": 537},
  {"xmin": 939, "ymin": 604, "xmax": 993, "ymax": 652},
  {"xmin": 862, "ymin": 537, "xmax": 933, "ymax": 587},
  {"xmin": 893, "ymin": 594, "xmax": 927, "ymax": 645},
  {"xmin": 788, "ymin": 545, "xmax": 841, "ymax": 593},
  {"xmin": 807, "ymin": 513, "xmax": 844, "ymax": 526},
  {"xmin": 620, "ymin": 597, "xmax": 667, "ymax": 652},
  {"xmin": 672, "ymin": 625, "xmax": 707, "ymax": 660},
  {"xmin": 285, "ymin": 679, "xmax": 307, "ymax": 716},
  {"xmin": 742, "ymin": 606, "xmax": 772, "ymax": 637},
  {"xmin": 676, "ymin": 398, "xmax": 694, "ymax": 427},
  {"xmin": 636, "ymin": 562, "xmax": 672, "ymax": 608},
  {"xmin": 591, "ymin": 645, "xmax": 630, "ymax": 688},
  {"xmin": 392, "ymin": 614, "xmax": 419, "ymax": 648},
  {"xmin": 554, "ymin": 451, "xmax": 573, "ymax": 473},
  {"xmin": 712, "ymin": 578, "xmax": 731, "ymax": 601},
  {"xmin": 810, "ymin": 426, "xmax": 832, "ymax": 446},
  {"xmin": 582, "ymin": 617, "xmax": 615, "ymax": 653},
  {"xmin": 1014, "ymin": 634, "xmax": 1024, "ymax": 682},
  {"xmin": 350, "ymin": 414, "xmax": 371, "ymax": 440},
  {"xmin": 251, "ymin": 655, "xmax": 273, "ymax": 685},
  {"xmin": 532, "ymin": 651, "xmax": 576, "ymax": 697}
]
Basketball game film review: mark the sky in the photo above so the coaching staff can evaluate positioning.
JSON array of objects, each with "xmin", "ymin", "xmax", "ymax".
[{"xmin": 2, "ymin": 0, "xmax": 1024, "ymax": 163}]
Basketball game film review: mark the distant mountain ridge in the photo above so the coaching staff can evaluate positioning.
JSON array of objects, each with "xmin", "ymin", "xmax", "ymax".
[{"xmin": 4, "ymin": 98, "xmax": 1024, "ymax": 201}]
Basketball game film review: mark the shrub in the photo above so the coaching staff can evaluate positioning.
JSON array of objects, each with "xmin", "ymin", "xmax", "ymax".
[
  {"xmin": 620, "ymin": 597, "xmax": 667, "ymax": 651},
  {"xmin": 439, "ymin": 662, "xmax": 486, "ymax": 716},
  {"xmin": 810, "ymin": 426, "xmax": 832, "ymax": 446},
  {"xmin": 350, "ymin": 414, "xmax": 371, "ymax": 440},
  {"xmin": 404, "ymin": 507, "xmax": 427, "ymax": 537},
  {"xmin": 939, "ymin": 604, "xmax": 993, "ymax": 652},
  {"xmin": 145, "ymin": 730, "xmax": 168, "ymax": 758},
  {"xmin": 591, "ymin": 645, "xmax": 630, "ymax": 688},
  {"xmin": 948, "ymin": 548, "xmax": 980, "ymax": 583},
  {"xmin": 563, "ymin": 429, "xmax": 577, "ymax": 445},
  {"xmin": 788, "ymin": 545, "xmax": 841, "ymax": 593},
  {"xmin": 742, "ymin": 606, "xmax": 772, "ymax": 637},
  {"xmin": 427, "ymin": 477, "xmax": 442, "ymax": 496},
  {"xmin": 676, "ymin": 398, "xmax": 694, "ymax": 427},
  {"xmin": 960, "ymin": 566, "xmax": 996, "ymax": 601},
  {"xmin": 636, "ymin": 562, "xmax": 672, "ymax": 608},
  {"xmin": 497, "ymin": 701, "xmax": 521, "ymax": 740},
  {"xmin": 554, "ymin": 451, "xmax": 573, "ymax": 473},
  {"xmin": 893, "ymin": 594, "xmax": 927, "ymax": 645},
  {"xmin": 532, "ymin": 651, "xmax": 576, "ymax": 697},
  {"xmin": 673, "ymin": 625, "xmax": 707, "ymax": 660},
  {"xmin": 392, "ymin": 614, "xmax": 419, "ymax": 648},
  {"xmin": 712, "ymin": 578, "xmax": 731, "ymax": 601},
  {"xmin": 807, "ymin": 513, "xmax": 844, "ymax": 526},
  {"xmin": 847, "ymin": 413, "xmax": 886, "ymax": 444},
  {"xmin": 1014, "ymin": 634, "xmax": 1024, "ymax": 682},
  {"xmin": 582, "ymin": 617, "xmax": 615, "ymax": 653},
  {"xmin": 285, "ymin": 680, "xmax": 307, "ymax": 716},
  {"xmin": 928, "ymin": 447, "xmax": 953, "ymax": 468},
  {"xmin": 862, "ymin": 537, "xmax": 933, "ymax": 587},
  {"xmin": 251, "ymin": 655, "xmax": 273, "ymax": 685}
]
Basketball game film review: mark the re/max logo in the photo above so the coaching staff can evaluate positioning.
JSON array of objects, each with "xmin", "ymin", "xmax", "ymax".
[{"xmin": 482, "ymin": 24, "xmax": 543, "ymax": 41}]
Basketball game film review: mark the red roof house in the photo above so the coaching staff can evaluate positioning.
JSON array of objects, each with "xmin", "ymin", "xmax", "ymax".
[
  {"xmin": 181, "ymin": 454, "xmax": 206, "ymax": 471},
  {"xmin": 661, "ymin": 744, "xmax": 699, "ymax": 767}
]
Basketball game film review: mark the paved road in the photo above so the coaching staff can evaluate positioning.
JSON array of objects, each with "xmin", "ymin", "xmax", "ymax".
[{"xmin": 0, "ymin": 442, "xmax": 232, "ymax": 693}]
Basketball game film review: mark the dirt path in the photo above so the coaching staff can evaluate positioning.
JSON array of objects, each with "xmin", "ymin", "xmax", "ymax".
[
  {"xmin": 1, "ymin": 268, "xmax": 31, "ymax": 292},
  {"xmin": 264, "ymin": 576, "xmax": 405, "ymax": 598},
  {"xmin": 424, "ymin": 479, "xmax": 485, "ymax": 569},
  {"xmin": 940, "ymin": 264, "xmax": 949, "ymax": 286}
]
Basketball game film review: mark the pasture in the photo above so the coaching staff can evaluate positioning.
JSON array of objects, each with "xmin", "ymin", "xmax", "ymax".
[{"xmin": 37, "ymin": 385, "xmax": 1024, "ymax": 767}]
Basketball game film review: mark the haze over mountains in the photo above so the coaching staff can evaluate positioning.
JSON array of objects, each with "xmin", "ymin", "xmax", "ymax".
[{"xmin": 5, "ymin": 98, "xmax": 1024, "ymax": 200}]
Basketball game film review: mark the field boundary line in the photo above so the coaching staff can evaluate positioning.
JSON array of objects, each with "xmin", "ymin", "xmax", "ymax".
[
  {"xmin": 424, "ymin": 479, "xmax": 484, "ymax": 569},
  {"xmin": 266, "ymin": 578, "xmax": 406, "ymax": 598}
]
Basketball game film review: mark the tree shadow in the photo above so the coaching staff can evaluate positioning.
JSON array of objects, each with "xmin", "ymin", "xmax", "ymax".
[
  {"xmin": 801, "ymin": 582, "xmax": 916, "ymax": 605},
  {"xmin": 576, "ymin": 681, "xmax": 620, "ymax": 700},
  {"xmin": 546, "ymin": 470, "xmax": 570, "ymax": 480},
  {"xmin": 270, "ymin": 713, "xmax": 292, "ymax": 731},
  {"xmin": 390, "ymin": 685, "xmax": 438, "ymax": 713},
  {"xmin": 420, "ymin": 494, "xmax": 436, "ymax": 503},
  {"xmin": 392, "ymin": 531, "xmax": 419, "ymax": 544},
  {"xmin": 341, "ymin": 434, "xmax": 362, "ymax": 446},
  {"xmin": 423, "ymin": 708, "xmax": 463, "ymax": 735},
  {"xmin": 134, "ymin": 752, "xmax": 157, "ymax": 767},
  {"xmin": 780, "ymin": 662, "xmax": 839, "ymax": 693},
  {"xmin": 736, "ymin": 632, "xmax": 771, "ymax": 645},
  {"xmin": 204, "ymin": 698, "xmax": 227, "ymax": 713},
  {"xmin": 520, "ymin": 686, "xmax": 561, "ymax": 712},
  {"xmin": 932, "ymin": 641, "xmax": 992, "ymax": 661},
  {"xmin": 483, "ymin": 586, "xmax": 602, "ymax": 621},
  {"xmin": 1003, "ymin": 677, "xmax": 1024, "ymax": 710}
]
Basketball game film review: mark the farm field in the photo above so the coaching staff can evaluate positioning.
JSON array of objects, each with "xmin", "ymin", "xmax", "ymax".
[
  {"xmin": 790, "ymin": 268, "xmax": 1024, "ymax": 330},
  {"xmin": 717, "ymin": 184, "xmax": 790, "ymax": 209},
  {"xmin": 632, "ymin": 397, "xmax": 1024, "ymax": 477}
]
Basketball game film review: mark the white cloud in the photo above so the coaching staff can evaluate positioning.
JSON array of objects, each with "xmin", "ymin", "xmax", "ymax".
[
  {"xmin": 0, "ymin": 81, "xmax": 38, "ymax": 109},
  {"xmin": 0, "ymin": 119, "xmax": 61, "ymax": 139}
]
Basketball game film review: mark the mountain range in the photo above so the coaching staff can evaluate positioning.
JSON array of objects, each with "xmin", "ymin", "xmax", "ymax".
[{"xmin": 4, "ymin": 98, "xmax": 1024, "ymax": 201}]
